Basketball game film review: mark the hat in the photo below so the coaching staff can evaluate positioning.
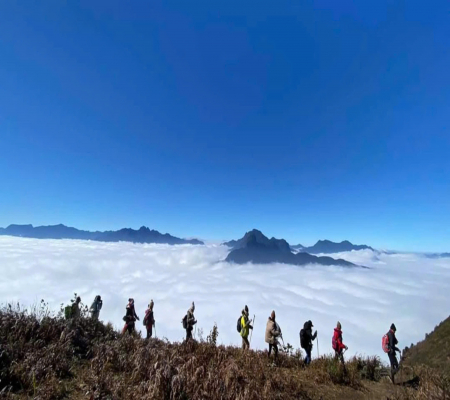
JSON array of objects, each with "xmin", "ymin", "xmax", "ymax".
[
  {"xmin": 309, "ymin": 320, "xmax": 313, "ymax": 327},
  {"xmin": 245, "ymin": 305, "xmax": 249, "ymax": 313},
  {"xmin": 390, "ymin": 323, "xmax": 397, "ymax": 332},
  {"xmin": 270, "ymin": 310, "xmax": 276, "ymax": 320}
]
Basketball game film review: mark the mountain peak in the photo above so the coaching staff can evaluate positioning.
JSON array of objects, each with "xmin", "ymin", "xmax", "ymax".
[{"xmin": 0, "ymin": 224, "xmax": 203, "ymax": 245}]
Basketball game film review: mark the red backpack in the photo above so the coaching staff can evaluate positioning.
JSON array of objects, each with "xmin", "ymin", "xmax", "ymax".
[
  {"xmin": 332, "ymin": 330, "xmax": 339, "ymax": 351},
  {"xmin": 382, "ymin": 333, "xmax": 390, "ymax": 353}
]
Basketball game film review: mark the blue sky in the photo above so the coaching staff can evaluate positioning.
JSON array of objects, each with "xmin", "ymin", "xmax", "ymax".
[{"xmin": 0, "ymin": 1, "xmax": 449, "ymax": 251}]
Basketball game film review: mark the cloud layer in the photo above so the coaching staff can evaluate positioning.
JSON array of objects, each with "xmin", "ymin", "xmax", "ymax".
[{"xmin": 0, "ymin": 237, "xmax": 449, "ymax": 361}]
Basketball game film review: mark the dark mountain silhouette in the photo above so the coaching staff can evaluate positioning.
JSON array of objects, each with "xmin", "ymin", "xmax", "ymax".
[
  {"xmin": 0, "ymin": 224, "xmax": 203, "ymax": 245},
  {"xmin": 425, "ymin": 252, "xmax": 450, "ymax": 259},
  {"xmin": 224, "ymin": 229, "xmax": 291, "ymax": 252},
  {"xmin": 225, "ymin": 230, "xmax": 363, "ymax": 268},
  {"xmin": 292, "ymin": 240, "xmax": 374, "ymax": 254}
]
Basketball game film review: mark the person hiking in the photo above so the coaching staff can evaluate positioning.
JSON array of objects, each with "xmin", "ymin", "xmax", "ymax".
[
  {"xmin": 144, "ymin": 300, "xmax": 155, "ymax": 339},
  {"xmin": 386, "ymin": 323, "xmax": 401, "ymax": 383},
  {"xmin": 89, "ymin": 295, "xmax": 103, "ymax": 321},
  {"xmin": 71, "ymin": 296, "xmax": 81, "ymax": 319},
  {"xmin": 265, "ymin": 310, "xmax": 281, "ymax": 364},
  {"xmin": 300, "ymin": 320, "xmax": 317, "ymax": 365},
  {"xmin": 240, "ymin": 305, "xmax": 253, "ymax": 350},
  {"xmin": 185, "ymin": 302, "xmax": 197, "ymax": 340},
  {"xmin": 122, "ymin": 298, "xmax": 139, "ymax": 335},
  {"xmin": 332, "ymin": 321, "xmax": 348, "ymax": 365}
]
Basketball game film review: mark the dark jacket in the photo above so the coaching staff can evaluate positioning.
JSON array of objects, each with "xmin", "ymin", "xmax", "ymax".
[
  {"xmin": 186, "ymin": 308, "xmax": 196, "ymax": 330},
  {"xmin": 303, "ymin": 320, "xmax": 317, "ymax": 349},
  {"xmin": 125, "ymin": 304, "xmax": 139, "ymax": 323},
  {"xmin": 387, "ymin": 329, "xmax": 400, "ymax": 354},
  {"xmin": 71, "ymin": 302, "xmax": 80, "ymax": 318},
  {"xmin": 144, "ymin": 309, "xmax": 155, "ymax": 328}
]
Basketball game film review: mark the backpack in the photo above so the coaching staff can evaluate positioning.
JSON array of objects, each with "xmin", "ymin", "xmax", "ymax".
[
  {"xmin": 143, "ymin": 313, "xmax": 148, "ymax": 326},
  {"xmin": 382, "ymin": 333, "xmax": 390, "ymax": 353},
  {"xmin": 332, "ymin": 332, "xmax": 338, "ymax": 351},
  {"xmin": 300, "ymin": 329, "xmax": 307, "ymax": 349},
  {"xmin": 182, "ymin": 314, "xmax": 188, "ymax": 329},
  {"xmin": 64, "ymin": 305, "xmax": 72, "ymax": 320},
  {"xmin": 237, "ymin": 316, "xmax": 242, "ymax": 333}
]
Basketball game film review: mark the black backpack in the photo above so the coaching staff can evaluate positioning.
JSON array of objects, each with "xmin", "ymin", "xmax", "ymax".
[
  {"xmin": 237, "ymin": 316, "xmax": 242, "ymax": 333},
  {"xmin": 300, "ymin": 328, "xmax": 307, "ymax": 349},
  {"xmin": 182, "ymin": 314, "xmax": 188, "ymax": 329}
]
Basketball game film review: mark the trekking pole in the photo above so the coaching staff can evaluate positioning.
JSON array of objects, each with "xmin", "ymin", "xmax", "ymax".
[
  {"xmin": 154, "ymin": 325, "xmax": 157, "ymax": 339},
  {"xmin": 317, "ymin": 332, "xmax": 320, "ymax": 359},
  {"xmin": 194, "ymin": 325, "xmax": 197, "ymax": 340},
  {"xmin": 249, "ymin": 314, "xmax": 255, "ymax": 345}
]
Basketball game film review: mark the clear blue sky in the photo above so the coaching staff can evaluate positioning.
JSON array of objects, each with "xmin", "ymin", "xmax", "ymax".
[{"xmin": 0, "ymin": 1, "xmax": 449, "ymax": 251}]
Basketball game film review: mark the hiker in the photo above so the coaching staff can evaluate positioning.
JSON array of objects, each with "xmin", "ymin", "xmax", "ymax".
[
  {"xmin": 89, "ymin": 295, "xmax": 103, "ymax": 321},
  {"xmin": 265, "ymin": 310, "xmax": 281, "ymax": 363},
  {"xmin": 385, "ymin": 323, "xmax": 401, "ymax": 383},
  {"xmin": 71, "ymin": 296, "xmax": 81, "ymax": 319},
  {"xmin": 240, "ymin": 305, "xmax": 253, "ymax": 350},
  {"xmin": 144, "ymin": 300, "xmax": 155, "ymax": 339},
  {"xmin": 332, "ymin": 321, "xmax": 348, "ymax": 364},
  {"xmin": 300, "ymin": 320, "xmax": 317, "ymax": 365},
  {"xmin": 184, "ymin": 302, "xmax": 197, "ymax": 340},
  {"xmin": 122, "ymin": 298, "xmax": 139, "ymax": 335}
]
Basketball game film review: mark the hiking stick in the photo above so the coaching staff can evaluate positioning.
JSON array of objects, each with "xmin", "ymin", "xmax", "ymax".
[
  {"xmin": 249, "ymin": 314, "xmax": 255, "ymax": 345},
  {"xmin": 317, "ymin": 332, "xmax": 320, "ymax": 358},
  {"xmin": 194, "ymin": 325, "xmax": 197, "ymax": 340},
  {"xmin": 154, "ymin": 325, "xmax": 157, "ymax": 339}
]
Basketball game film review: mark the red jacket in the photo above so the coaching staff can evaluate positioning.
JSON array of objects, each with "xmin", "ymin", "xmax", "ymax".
[{"xmin": 333, "ymin": 328, "xmax": 346, "ymax": 351}]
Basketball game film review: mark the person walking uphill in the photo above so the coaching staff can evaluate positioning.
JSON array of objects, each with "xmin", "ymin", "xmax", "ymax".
[
  {"xmin": 90, "ymin": 295, "xmax": 102, "ymax": 321},
  {"xmin": 122, "ymin": 298, "xmax": 139, "ymax": 335},
  {"xmin": 300, "ymin": 320, "xmax": 317, "ymax": 365},
  {"xmin": 332, "ymin": 322, "xmax": 348, "ymax": 364},
  {"xmin": 240, "ymin": 305, "xmax": 253, "ymax": 350},
  {"xmin": 265, "ymin": 311, "xmax": 281, "ymax": 364},
  {"xmin": 183, "ymin": 302, "xmax": 197, "ymax": 340},
  {"xmin": 383, "ymin": 323, "xmax": 401, "ymax": 383},
  {"xmin": 71, "ymin": 296, "xmax": 81, "ymax": 319},
  {"xmin": 144, "ymin": 300, "xmax": 155, "ymax": 339}
]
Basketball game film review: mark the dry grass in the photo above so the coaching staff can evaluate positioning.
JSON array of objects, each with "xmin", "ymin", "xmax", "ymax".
[{"xmin": 0, "ymin": 304, "xmax": 448, "ymax": 399}]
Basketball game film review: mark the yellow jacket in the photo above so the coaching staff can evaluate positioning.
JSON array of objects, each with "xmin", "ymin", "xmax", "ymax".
[{"xmin": 240, "ymin": 314, "xmax": 251, "ymax": 338}]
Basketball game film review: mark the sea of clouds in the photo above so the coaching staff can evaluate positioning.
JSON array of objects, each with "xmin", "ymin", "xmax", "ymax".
[{"xmin": 0, "ymin": 236, "xmax": 449, "ymax": 362}]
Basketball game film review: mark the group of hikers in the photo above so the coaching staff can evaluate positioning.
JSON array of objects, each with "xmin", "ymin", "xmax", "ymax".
[{"xmin": 67, "ymin": 296, "xmax": 402, "ymax": 383}]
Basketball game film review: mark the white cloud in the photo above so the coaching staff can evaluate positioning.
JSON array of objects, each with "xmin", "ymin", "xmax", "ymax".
[{"xmin": 0, "ymin": 237, "xmax": 449, "ymax": 363}]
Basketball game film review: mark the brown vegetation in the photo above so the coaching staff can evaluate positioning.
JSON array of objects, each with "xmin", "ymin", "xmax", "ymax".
[{"xmin": 0, "ymin": 303, "xmax": 448, "ymax": 399}]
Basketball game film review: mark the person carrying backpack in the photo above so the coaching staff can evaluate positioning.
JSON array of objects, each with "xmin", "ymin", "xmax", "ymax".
[
  {"xmin": 240, "ymin": 305, "xmax": 253, "ymax": 350},
  {"xmin": 300, "ymin": 320, "xmax": 317, "ymax": 365},
  {"xmin": 143, "ymin": 300, "xmax": 155, "ymax": 339},
  {"xmin": 332, "ymin": 321, "xmax": 348, "ymax": 364},
  {"xmin": 90, "ymin": 295, "xmax": 103, "ymax": 321},
  {"xmin": 383, "ymin": 323, "xmax": 400, "ymax": 383},
  {"xmin": 184, "ymin": 302, "xmax": 197, "ymax": 340},
  {"xmin": 122, "ymin": 298, "xmax": 139, "ymax": 335},
  {"xmin": 265, "ymin": 311, "xmax": 281, "ymax": 363},
  {"xmin": 71, "ymin": 296, "xmax": 81, "ymax": 319}
]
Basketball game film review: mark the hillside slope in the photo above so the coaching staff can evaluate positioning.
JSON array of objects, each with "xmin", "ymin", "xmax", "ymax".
[
  {"xmin": 403, "ymin": 315, "xmax": 450, "ymax": 375},
  {"xmin": 0, "ymin": 306, "xmax": 444, "ymax": 399}
]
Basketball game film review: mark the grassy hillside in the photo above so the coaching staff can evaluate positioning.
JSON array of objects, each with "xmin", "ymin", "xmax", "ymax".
[
  {"xmin": 403, "ymin": 315, "xmax": 450, "ymax": 375},
  {"xmin": 0, "ymin": 303, "xmax": 447, "ymax": 399}
]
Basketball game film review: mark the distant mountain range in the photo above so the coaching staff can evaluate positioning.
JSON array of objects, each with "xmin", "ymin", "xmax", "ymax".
[
  {"xmin": 225, "ymin": 229, "xmax": 365, "ymax": 268},
  {"xmin": 0, "ymin": 224, "xmax": 204, "ymax": 245},
  {"xmin": 424, "ymin": 253, "xmax": 450, "ymax": 259},
  {"xmin": 291, "ymin": 240, "xmax": 374, "ymax": 254}
]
